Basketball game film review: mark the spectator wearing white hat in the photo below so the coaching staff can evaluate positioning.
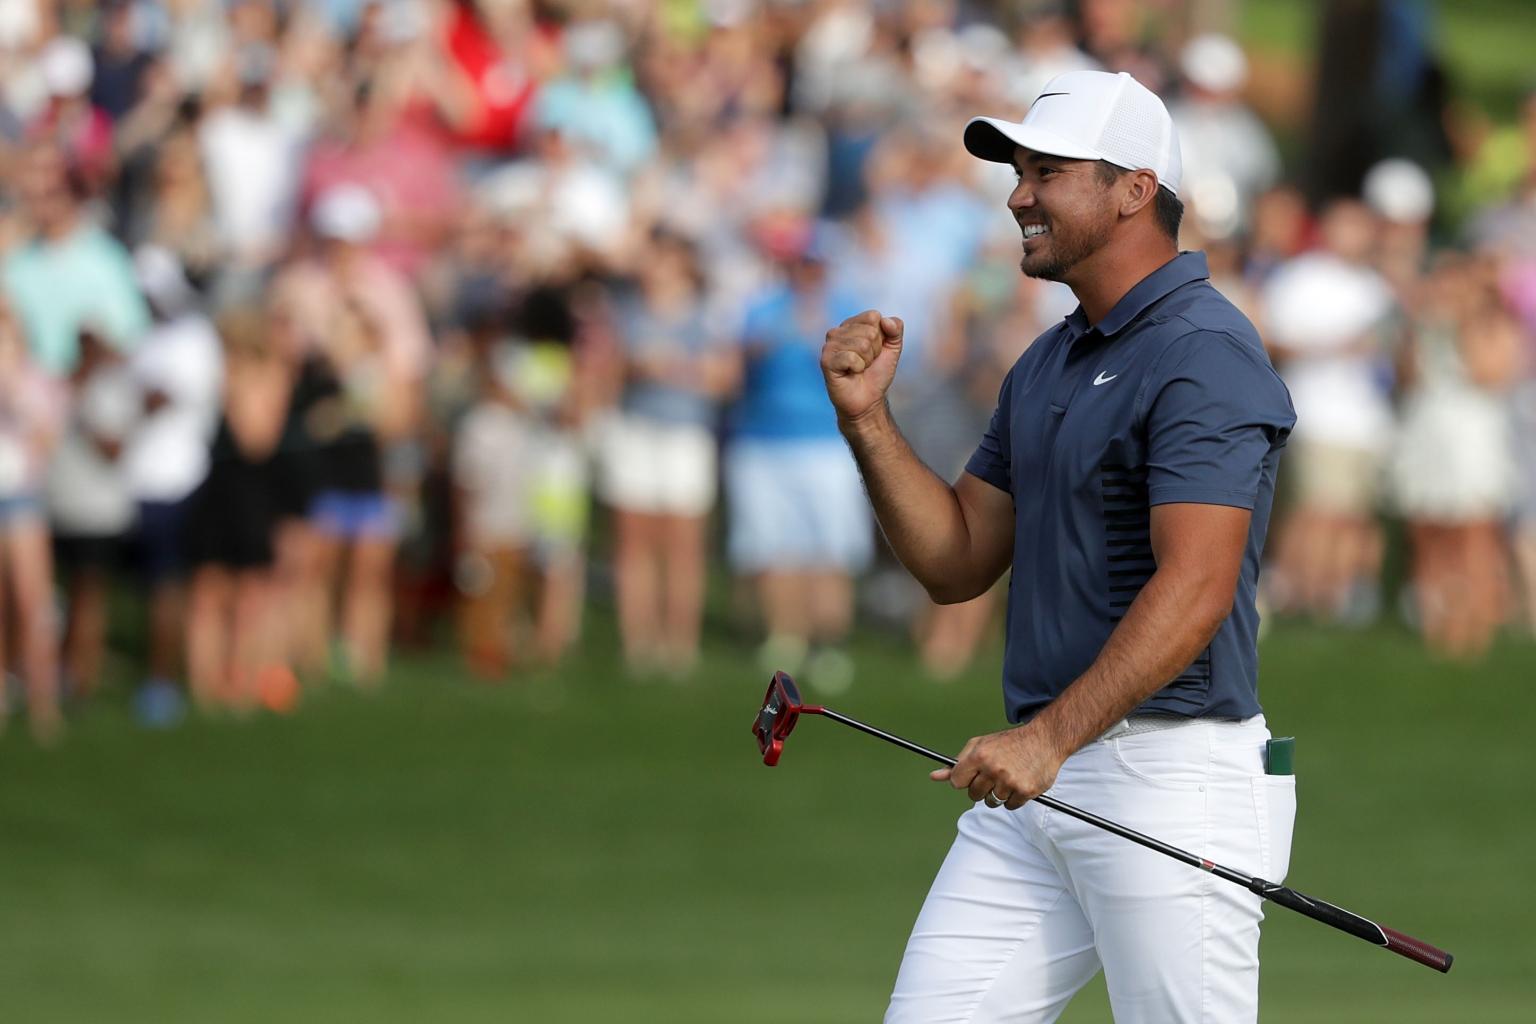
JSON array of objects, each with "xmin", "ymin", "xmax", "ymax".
[
  {"xmin": 1260, "ymin": 199, "xmax": 1396, "ymax": 623},
  {"xmin": 273, "ymin": 184, "xmax": 431, "ymax": 386},
  {"xmin": 29, "ymin": 35, "xmax": 117, "ymax": 195},
  {"xmin": 269, "ymin": 183, "xmax": 424, "ymax": 686},
  {"xmin": 300, "ymin": 71, "xmax": 463, "ymax": 281},
  {"xmin": 1167, "ymin": 33, "xmax": 1280, "ymax": 241},
  {"xmin": 1362, "ymin": 156, "xmax": 1436, "ymax": 299}
]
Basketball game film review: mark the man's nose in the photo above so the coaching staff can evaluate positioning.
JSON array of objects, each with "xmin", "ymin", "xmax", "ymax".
[{"xmin": 1008, "ymin": 182, "xmax": 1035, "ymax": 211}]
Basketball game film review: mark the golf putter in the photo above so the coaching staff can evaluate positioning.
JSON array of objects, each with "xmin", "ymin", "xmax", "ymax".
[{"xmin": 752, "ymin": 671, "xmax": 1453, "ymax": 974}]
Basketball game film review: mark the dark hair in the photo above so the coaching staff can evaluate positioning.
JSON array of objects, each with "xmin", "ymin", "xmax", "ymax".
[
  {"xmin": 1154, "ymin": 186, "xmax": 1184, "ymax": 241},
  {"xmin": 1092, "ymin": 160, "xmax": 1123, "ymax": 189},
  {"xmin": 647, "ymin": 227, "xmax": 707, "ymax": 291},
  {"xmin": 1094, "ymin": 160, "xmax": 1184, "ymax": 241}
]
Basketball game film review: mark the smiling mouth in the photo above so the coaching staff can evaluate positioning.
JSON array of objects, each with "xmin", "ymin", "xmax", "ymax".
[{"xmin": 1021, "ymin": 224, "xmax": 1050, "ymax": 241}]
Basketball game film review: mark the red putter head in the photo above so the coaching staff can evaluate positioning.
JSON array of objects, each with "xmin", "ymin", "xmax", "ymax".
[{"xmin": 753, "ymin": 671, "xmax": 805, "ymax": 766}]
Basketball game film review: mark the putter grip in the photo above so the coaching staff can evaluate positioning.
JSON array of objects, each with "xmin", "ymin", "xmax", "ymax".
[
  {"xmin": 1381, "ymin": 926, "xmax": 1454, "ymax": 974},
  {"xmin": 1258, "ymin": 883, "xmax": 1453, "ymax": 973}
]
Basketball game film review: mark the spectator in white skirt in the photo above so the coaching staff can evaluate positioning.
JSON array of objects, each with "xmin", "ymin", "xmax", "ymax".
[{"xmin": 598, "ymin": 231, "xmax": 737, "ymax": 678}]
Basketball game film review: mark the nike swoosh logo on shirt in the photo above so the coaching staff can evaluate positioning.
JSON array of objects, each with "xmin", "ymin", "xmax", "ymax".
[{"xmin": 1093, "ymin": 371, "xmax": 1119, "ymax": 386}]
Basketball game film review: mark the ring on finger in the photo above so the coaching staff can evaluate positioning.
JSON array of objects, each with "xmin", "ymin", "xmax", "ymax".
[{"xmin": 989, "ymin": 788, "xmax": 1010, "ymax": 807}]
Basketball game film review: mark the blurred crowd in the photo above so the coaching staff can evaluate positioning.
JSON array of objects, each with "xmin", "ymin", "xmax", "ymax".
[{"xmin": 0, "ymin": 0, "xmax": 1533, "ymax": 742}]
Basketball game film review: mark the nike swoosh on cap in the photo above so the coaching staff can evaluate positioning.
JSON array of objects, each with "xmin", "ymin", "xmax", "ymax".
[{"xmin": 1030, "ymin": 91, "xmax": 1070, "ymax": 107}]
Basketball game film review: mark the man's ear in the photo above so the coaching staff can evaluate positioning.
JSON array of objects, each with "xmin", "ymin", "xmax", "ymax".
[{"xmin": 1119, "ymin": 169, "xmax": 1160, "ymax": 219}]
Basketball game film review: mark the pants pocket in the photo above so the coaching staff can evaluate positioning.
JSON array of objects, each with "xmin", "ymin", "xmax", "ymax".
[
  {"xmin": 1252, "ymin": 774, "xmax": 1298, "ymax": 882},
  {"xmin": 1108, "ymin": 730, "xmax": 1211, "ymax": 790}
]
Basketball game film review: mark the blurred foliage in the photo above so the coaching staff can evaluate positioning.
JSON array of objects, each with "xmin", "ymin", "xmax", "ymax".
[{"xmin": 1240, "ymin": 0, "xmax": 1536, "ymax": 119}]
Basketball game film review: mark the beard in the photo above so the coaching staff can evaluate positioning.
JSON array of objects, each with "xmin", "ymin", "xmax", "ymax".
[{"xmin": 1019, "ymin": 212, "xmax": 1114, "ymax": 282}]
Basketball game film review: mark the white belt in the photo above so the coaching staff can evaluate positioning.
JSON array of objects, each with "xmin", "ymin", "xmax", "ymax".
[{"xmin": 1098, "ymin": 713, "xmax": 1204, "ymax": 742}]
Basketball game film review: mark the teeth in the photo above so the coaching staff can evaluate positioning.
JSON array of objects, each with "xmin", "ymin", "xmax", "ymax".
[{"xmin": 1023, "ymin": 224, "xmax": 1049, "ymax": 238}]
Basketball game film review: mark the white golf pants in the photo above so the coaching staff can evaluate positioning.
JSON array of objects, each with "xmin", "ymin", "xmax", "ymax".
[{"xmin": 886, "ymin": 716, "xmax": 1296, "ymax": 1023}]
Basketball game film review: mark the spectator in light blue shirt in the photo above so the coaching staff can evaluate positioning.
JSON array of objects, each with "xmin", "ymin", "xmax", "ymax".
[
  {"xmin": 726, "ymin": 224, "xmax": 872, "ymax": 694},
  {"xmin": 3, "ymin": 141, "xmax": 149, "ymax": 376},
  {"xmin": 535, "ymin": 20, "xmax": 656, "ymax": 176}
]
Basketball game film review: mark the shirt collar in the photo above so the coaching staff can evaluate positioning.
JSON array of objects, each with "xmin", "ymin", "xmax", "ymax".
[{"xmin": 1064, "ymin": 251, "xmax": 1210, "ymax": 339}]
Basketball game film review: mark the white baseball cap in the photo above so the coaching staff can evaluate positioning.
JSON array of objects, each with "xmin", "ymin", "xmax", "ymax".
[
  {"xmin": 1361, "ymin": 158, "xmax": 1434, "ymax": 224},
  {"xmin": 1180, "ymin": 33, "xmax": 1248, "ymax": 94},
  {"xmin": 40, "ymin": 36, "xmax": 93, "ymax": 97},
  {"xmin": 311, "ymin": 183, "xmax": 382, "ymax": 243},
  {"xmin": 964, "ymin": 70, "xmax": 1183, "ymax": 196}
]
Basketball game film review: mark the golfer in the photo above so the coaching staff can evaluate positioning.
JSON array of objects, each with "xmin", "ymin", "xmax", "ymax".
[{"xmin": 822, "ymin": 71, "xmax": 1297, "ymax": 1022}]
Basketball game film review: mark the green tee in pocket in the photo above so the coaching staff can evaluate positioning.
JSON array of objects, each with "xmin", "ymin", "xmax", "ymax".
[{"xmin": 1266, "ymin": 736, "xmax": 1295, "ymax": 776}]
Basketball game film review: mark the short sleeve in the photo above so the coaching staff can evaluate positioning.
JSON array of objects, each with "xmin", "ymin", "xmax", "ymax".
[
  {"xmin": 964, "ymin": 368, "xmax": 1015, "ymax": 494},
  {"xmin": 1144, "ymin": 332, "xmax": 1295, "ymax": 509},
  {"xmin": 89, "ymin": 237, "xmax": 152, "ymax": 353}
]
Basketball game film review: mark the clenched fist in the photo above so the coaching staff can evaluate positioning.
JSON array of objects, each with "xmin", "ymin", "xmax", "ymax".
[{"xmin": 821, "ymin": 310, "xmax": 904, "ymax": 423}]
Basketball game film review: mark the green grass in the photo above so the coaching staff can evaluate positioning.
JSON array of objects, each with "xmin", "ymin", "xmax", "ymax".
[{"xmin": 1, "ymin": 617, "xmax": 1532, "ymax": 1021}]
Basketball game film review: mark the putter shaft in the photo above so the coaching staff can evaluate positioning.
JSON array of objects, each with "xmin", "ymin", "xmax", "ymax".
[{"xmin": 798, "ymin": 704, "xmax": 1453, "ymax": 974}]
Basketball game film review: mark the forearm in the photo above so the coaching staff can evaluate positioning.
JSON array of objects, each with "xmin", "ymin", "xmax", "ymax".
[
  {"xmin": 1031, "ymin": 563, "xmax": 1230, "ymax": 761},
  {"xmin": 840, "ymin": 403, "xmax": 987, "ymax": 602}
]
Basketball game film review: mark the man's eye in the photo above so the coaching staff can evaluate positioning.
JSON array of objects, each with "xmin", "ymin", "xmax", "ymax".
[{"xmin": 1038, "ymin": 167, "xmax": 1057, "ymax": 177}]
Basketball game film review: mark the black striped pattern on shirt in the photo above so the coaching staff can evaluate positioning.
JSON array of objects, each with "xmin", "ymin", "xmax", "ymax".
[{"xmin": 1101, "ymin": 461, "xmax": 1211, "ymax": 708}]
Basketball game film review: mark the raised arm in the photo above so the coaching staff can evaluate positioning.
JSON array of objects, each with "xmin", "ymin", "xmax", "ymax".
[{"xmin": 822, "ymin": 310, "xmax": 1014, "ymax": 604}]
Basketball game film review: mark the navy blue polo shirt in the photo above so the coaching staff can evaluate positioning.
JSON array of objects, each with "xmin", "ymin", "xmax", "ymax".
[{"xmin": 964, "ymin": 252, "xmax": 1295, "ymax": 724}]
